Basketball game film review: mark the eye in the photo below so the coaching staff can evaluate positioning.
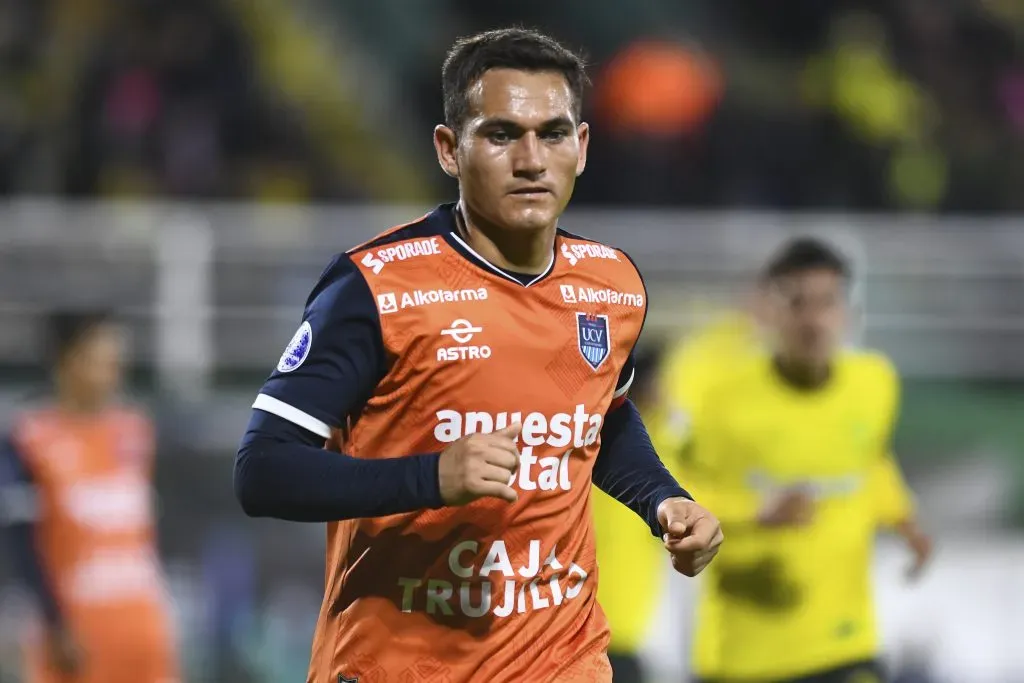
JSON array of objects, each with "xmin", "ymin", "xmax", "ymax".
[
  {"xmin": 542, "ymin": 130, "xmax": 568, "ymax": 142},
  {"xmin": 488, "ymin": 130, "xmax": 511, "ymax": 144}
]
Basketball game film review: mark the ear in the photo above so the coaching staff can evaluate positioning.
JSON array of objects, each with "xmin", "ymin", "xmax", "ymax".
[
  {"xmin": 433, "ymin": 125, "xmax": 460, "ymax": 178},
  {"xmin": 575, "ymin": 122, "xmax": 590, "ymax": 177}
]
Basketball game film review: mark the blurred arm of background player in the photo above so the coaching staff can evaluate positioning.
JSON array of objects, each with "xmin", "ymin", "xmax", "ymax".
[
  {"xmin": 756, "ymin": 374, "xmax": 933, "ymax": 578},
  {"xmin": 750, "ymin": 429, "xmax": 932, "ymax": 581},
  {"xmin": 870, "ymin": 438, "xmax": 933, "ymax": 580},
  {"xmin": 864, "ymin": 352, "xmax": 933, "ymax": 580},
  {"xmin": 0, "ymin": 436, "xmax": 83, "ymax": 674}
]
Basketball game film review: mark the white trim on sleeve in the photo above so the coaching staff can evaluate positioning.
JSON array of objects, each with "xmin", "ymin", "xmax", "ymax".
[
  {"xmin": 252, "ymin": 394, "xmax": 332, "ymax": 439},
  {"xmin": 613, "ymin": 368, "xmax": 635, "ymax": 399}
]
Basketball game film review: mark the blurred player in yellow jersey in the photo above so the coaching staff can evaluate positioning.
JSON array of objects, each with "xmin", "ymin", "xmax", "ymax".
[{"xmin": 673, "ymin": 238, "xmax": 932, "ymax": 683}]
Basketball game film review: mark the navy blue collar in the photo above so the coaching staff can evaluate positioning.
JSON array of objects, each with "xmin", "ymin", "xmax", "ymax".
[{"xmin": 430, "ymin": 203, "xmax": 558, "ymax": 288}]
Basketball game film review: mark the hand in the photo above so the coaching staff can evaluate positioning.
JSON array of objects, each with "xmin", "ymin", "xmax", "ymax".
[
  {"xmin": 438, "ymin": 424, "xmax": 521, "ymax": 506},
  {"xmin": 896, "ymin": 520, "xmax": 933, "ymax": 582},
  {"xmin": 757, "ymin": 487, "xmax": 815, "ymax": 528},
  {"xmin": 658, "ymin": 497, "xmax": 724, "ymax": 577},
  {"xmin": 48, "ymin": 624, "xmax": 83, "ymax": 675}
]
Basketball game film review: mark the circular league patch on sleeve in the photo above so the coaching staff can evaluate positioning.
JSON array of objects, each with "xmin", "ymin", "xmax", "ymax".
[{"xmin": 277, "ymin": 321, "xmax": 312, "ymax": 373}]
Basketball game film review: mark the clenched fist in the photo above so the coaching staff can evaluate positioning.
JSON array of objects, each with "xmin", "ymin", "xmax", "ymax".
[
  {"xmin": 658, "ymin": 497, "xmax": 724, "ymax": 577},
  {"xmin": 438, "ymin": 423, "xmax": 522, "ymax": 505}
]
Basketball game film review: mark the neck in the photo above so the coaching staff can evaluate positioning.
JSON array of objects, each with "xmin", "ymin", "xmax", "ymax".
[
  {"xmin": 57, "ymin": 396, "xmax": 106, "ymax": 415},
  {"xmin": 456, "ymin": 202, "xmax": 555, "ymax": 274},
  {"xmin": 55, "ymin": 382, "xmax": 107, "ymax": 415},
  {"xmin": 772, "ymin": 355, "xmax": 831, "ymax": 390}
]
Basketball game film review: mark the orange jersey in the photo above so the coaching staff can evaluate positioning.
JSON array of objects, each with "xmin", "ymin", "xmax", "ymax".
[
  {"xmin": 9, "ymin": 405, "xmax": 177, "ymax": 683},
  {"xmin": 254, "ymin": 205, "xmax": 648, "ymax": 682}
]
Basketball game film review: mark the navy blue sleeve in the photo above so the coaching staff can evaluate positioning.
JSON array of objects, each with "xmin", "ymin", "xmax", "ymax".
[
  {"xmin": 235, "ymin": 412, "xmax": 443, "ymax": 522},
  {"xmin": 253, "ymin": 254, "xmax": 387, "ymax": 435},
  {"xmin": 593, "ymin": 400, "xmax": 692, "ymax": 537},
  {"xmin": 0, "ymin": 436, "xmax": 64, "ymax": 627},
  {"xmin": 235, "ymin": 254, "xmax": 445, "ymax": 522}
]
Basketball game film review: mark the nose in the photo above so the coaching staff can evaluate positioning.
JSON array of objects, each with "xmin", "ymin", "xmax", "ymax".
[{"xmin": 512, "ymin": 132, "xmax": 546, "ymax": 178}]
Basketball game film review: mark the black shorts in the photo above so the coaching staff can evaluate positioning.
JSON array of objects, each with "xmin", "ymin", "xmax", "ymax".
[{"xmin": 698, "ymin": 659, "xmax": 886, "ymax": 683}]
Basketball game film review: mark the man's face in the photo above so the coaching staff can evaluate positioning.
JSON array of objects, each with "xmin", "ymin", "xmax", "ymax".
[
  {"xmin": 435, "ymin": 68, "xmax": 589, "ymax": 232},
  {"xmin": 766, "ymin": 269, "xmax": 848, "ymax": 367},
  {"xmin": 61, "ymin": 323, "xmax": 126, "ymax": 404}
]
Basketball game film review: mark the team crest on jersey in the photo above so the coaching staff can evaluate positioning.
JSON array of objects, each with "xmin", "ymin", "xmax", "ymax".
[
  {"xmin": 277, "ymin": 321, "xmax": 312, "ymax": 373},
  {"xmin": 576, "ymin": 313, "xmax": 610, "ymax": 370}
]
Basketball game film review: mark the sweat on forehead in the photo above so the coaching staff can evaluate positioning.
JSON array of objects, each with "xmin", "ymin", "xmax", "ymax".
[{"xmin": 462, "ymin": 69, "xmax": 580, "ymax": 129}]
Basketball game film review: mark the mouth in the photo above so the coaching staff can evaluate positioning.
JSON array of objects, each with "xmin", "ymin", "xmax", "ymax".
[{"xmin": 509, "ymin": 187, "xmax": 551, "ymax": 197}]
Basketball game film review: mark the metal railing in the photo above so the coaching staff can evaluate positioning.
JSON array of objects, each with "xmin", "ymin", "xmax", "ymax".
[{"xmin": 2, "ymin": 200, "xmax": 1023, "ymax": 396}]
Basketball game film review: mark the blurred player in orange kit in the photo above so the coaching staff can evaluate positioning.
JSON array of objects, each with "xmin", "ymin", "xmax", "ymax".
[
  {"xmin": 0, "ymin": 310, "xmax": 178, "ymax": 683},
  {"xmin": 234, "ymin": 27, "xmax": 723, "ymax": 683}
]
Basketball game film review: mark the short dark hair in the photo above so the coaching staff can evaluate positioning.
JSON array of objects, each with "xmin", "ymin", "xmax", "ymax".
[
  {"xmin": 441, "ymin": 27, "xmax": 590, "ymax": 134},
  {"xmin": 46, "ymin": 309, "xmax": 115, "ymax": 364},
  {"xmin": 761, "ymin": 237, "xmax": 851, "ymax": 283}
]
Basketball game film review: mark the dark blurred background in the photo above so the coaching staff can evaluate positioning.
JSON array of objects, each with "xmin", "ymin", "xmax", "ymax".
[{"xmin": 1, "ymin": 0, "xmax": 1021, "ymax": 210}]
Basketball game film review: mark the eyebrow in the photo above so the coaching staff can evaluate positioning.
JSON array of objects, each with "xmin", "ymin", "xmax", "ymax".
[{"xmin": 477, "ymin": 116, "xmax": 576, "ymax": 131}]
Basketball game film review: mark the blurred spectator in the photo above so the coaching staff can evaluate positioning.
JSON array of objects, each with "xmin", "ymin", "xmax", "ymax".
[
  {"xmin": 596, "ymin": 40, "xmax": 722, "ymax": 138},
  {"xmin": 2, "ymin": 0, "xmax": 1022, "ymax": 210},
  {"xmin": 0, "ymin": 0, "xmax": 47, "ymax": 193},
  {"xmin": 582, "ymin": 39, "xmax": 722, "ymax": 205},
  {"xmin": 65, "ymin": 2, "xmax": 264, "ymax": 198},
  {"xmin": 0, "ymin": 0, "xmax": 341, "ymax": 202}
]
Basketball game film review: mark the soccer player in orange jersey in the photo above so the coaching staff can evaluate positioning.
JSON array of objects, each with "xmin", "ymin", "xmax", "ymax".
[
  {"xmin": 0, "ymin": 311, "xmax": 178, "ymax": 683},
  {"xmin": 234, "ymin": 28, "xmax": 723, "ymax": 683}
]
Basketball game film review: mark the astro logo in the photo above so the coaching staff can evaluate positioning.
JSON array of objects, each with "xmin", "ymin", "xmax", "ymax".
[
  {"xmin": 437, "ymin": 319, "xmax": 491, "ymax": 362},
  {"xmin": 441, "ymin": 319, "xmax": 481, "ymax": 343}
]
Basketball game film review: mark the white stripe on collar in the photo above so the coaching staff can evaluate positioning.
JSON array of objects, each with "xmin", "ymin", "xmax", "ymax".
[{"xmin": 448, "ymin": 230, "xmax": 555, "ymax": 288}]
